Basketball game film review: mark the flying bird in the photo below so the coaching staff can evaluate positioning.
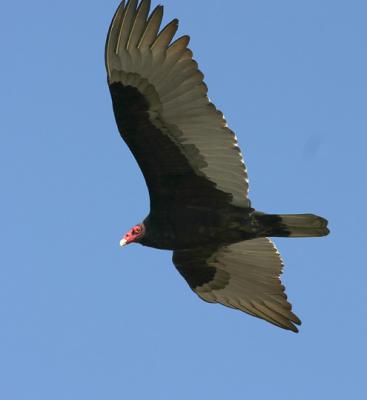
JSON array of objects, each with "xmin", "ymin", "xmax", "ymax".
[{"xmin": 105, "ymin": 0, "xmax": 329, "ymax": 332}]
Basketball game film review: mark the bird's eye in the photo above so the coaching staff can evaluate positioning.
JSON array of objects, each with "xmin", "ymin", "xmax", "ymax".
[{"xmin": 134, "ymin": 226, "xmax": 142, "ymax": 234}]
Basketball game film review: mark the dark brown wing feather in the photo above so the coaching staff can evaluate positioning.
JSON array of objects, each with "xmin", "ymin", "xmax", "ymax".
[
  {"xmin": 105, "ymin": 0, "xmax": 250, "ymax": 211},
  {"xmin": 109, "ymin": 83, "xmax": 232, "ymax": 208},
  {"xmin": 173, "ymin": 238, "xmax": 301, "ymax": 332}
]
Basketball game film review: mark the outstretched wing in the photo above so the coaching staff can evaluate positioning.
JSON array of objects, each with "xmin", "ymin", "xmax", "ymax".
[
  {"xmin": 173, "ymin": 238, "xmax": 301, "ymax": 332},
  {"xmin": 106, "ymin": 0, "xmax": 250, "ymax": 209}
]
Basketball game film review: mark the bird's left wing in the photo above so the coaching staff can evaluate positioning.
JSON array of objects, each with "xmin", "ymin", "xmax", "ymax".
[
  {"xmin": 105, "ymin": 0, "xmax": 250, "ymax": 209},
  {"xmin": 173, "ymin": 238, "xmax": 301, "ymax": 332}
]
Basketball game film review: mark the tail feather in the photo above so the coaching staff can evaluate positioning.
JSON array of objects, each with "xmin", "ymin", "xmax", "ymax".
[{"xmin": 256, "ymin": 213, "xmax": 330, "ymax": 238}]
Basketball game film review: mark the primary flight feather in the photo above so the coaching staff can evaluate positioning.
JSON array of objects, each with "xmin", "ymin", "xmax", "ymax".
[{"xmin": 105, "ymin": 0, "xmax": 329, "ymax": 333}]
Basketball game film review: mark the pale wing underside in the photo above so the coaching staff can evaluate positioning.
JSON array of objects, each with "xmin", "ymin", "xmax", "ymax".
[
  {"xmin": 173, "ymin": 238, "xmax": 301, "ymax": 332},
  {"xmin": 106, "ymin": 0, "xmax": 249, "ymax": 207}
]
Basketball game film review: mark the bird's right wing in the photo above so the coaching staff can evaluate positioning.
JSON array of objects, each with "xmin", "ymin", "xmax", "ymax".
[
  {"xmin": 106, "ymin": 0, "xmax": 250, "ymax": 209},
  {"xmin": 173, "ymin": 238, "xmax": 301, "ymax": 332}
]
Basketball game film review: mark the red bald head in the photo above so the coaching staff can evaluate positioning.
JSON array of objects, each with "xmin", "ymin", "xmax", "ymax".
[{"xmin": 120, "ymin": 223, "xmax": 145, "ymax": 247}]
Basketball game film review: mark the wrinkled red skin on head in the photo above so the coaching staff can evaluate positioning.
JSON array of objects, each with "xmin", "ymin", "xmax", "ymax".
[{"xmin": 122, "ymin": 223, "xmax": 145, "ymax": 245}]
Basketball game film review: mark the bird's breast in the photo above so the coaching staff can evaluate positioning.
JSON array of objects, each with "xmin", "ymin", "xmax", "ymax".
[{"xmin": 141, "ymin": 206, "xmax": 254, "ymax": 250}]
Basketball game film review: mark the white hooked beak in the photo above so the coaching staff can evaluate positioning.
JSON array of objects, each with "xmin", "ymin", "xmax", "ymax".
[{"xmin": 120, "ymin": 239, "xmax": 127, "ymax": 247}]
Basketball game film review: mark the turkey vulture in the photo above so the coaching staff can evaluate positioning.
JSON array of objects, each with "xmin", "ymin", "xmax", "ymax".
[{"xmin": 105, "ymin": 0, "xmax": 329, "ymax": 332}]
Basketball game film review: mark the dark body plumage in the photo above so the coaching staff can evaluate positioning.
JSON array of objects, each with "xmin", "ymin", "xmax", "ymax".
[
  {"xmin": 142, "ymin": 206, "xmax": 257, "ymax": 250},
  {"xmin": 106, "ymin": 0, "xmax": 329, "ymax": 332}
]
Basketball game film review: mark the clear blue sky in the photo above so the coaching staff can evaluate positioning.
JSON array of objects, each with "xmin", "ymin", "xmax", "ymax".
[{"xmin": 1, "ymin": 0, "xmax": 366, "ymax": 399}]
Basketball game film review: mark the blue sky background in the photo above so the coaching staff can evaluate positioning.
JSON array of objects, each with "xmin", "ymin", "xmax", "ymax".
[{"xmin": 1, "ymin": 0, "xmax": 366, "ymax": 399}]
